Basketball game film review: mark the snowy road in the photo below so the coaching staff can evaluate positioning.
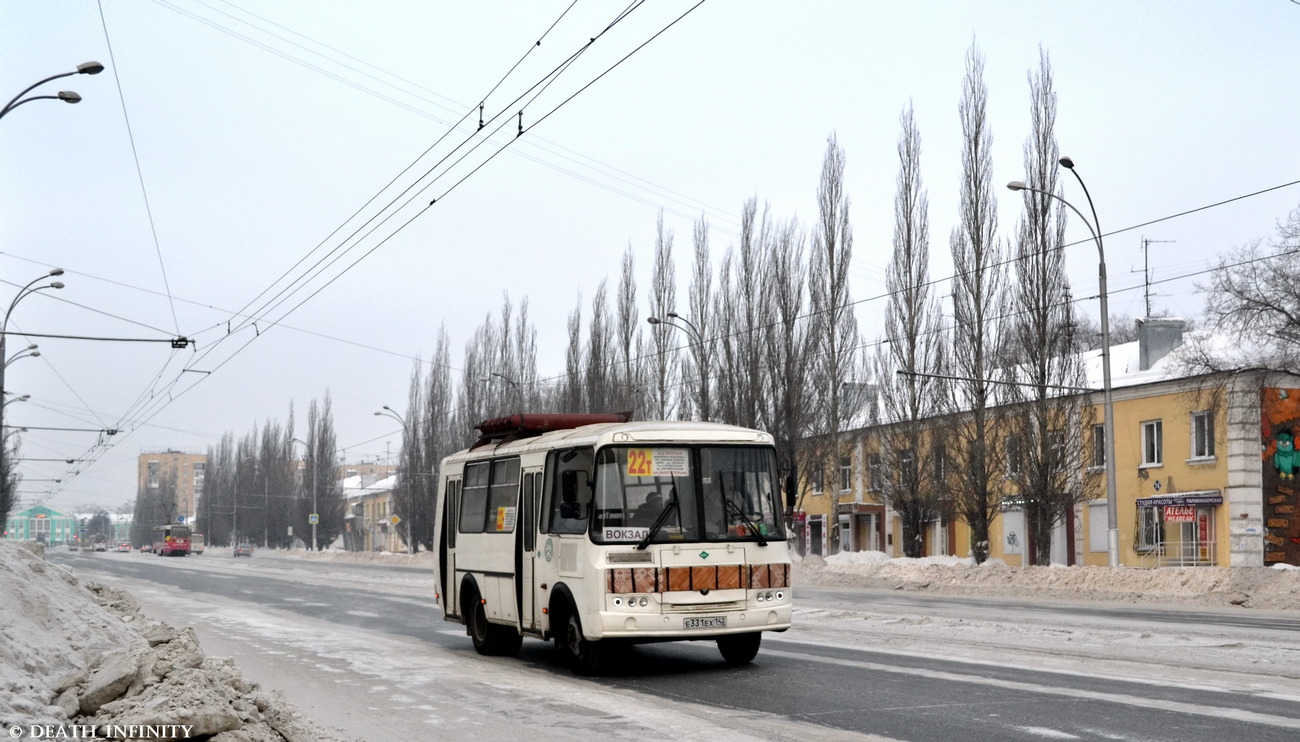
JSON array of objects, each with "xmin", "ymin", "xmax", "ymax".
[{"xmin": 49, "ymin": 550, "xmax": 1300, "ymax": 742}]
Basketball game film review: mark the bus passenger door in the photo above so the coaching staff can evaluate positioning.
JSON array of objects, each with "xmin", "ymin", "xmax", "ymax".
[
  {"xmin": 439, "ymin": 478, "xmax": 461, "ymax": 618},
  {"xmin": 516, "ymin": 468, "xmax": 543, "ymax": 631}
]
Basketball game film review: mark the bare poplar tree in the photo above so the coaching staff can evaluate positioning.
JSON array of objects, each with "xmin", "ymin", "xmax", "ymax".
[
  {"xmin": 873, "ymin": 105, "xmax": 945, "ymax": 558},
  {"xmin": 805, "ymin": 134, "xmax": 860, "ymax": 522},
  {"xmin": 682, "ymin": 217, "xmax": 716, "ymax": 421},
  {"xmin": 585, "ymin": 280, "xmax": 615, "ymax": 413},
  {"xmin": 304, "ymin": 393, "xmax": 343, "ymax": 550},
  {"xmin": 763, "ymin": 214, "xmax": 815, "ymax": 491},
  {"xmin": 560, "ymin": 299, "xmax": 585, "ymax": 413},
  {"xmin": 1004, "ymin": 51, "xmax": 1096, "ymax": 565},
  {"xmin": 614, "ymin": 246, "xmax": 641, "ymax": 414},
  {"xmin": 646, "ymin": 214, "xmax": 679, "ymax": 419},
  {"xmin": 715, "ymin": 198, "xmax": 769, "ymax": 430},
  {"xmin": 947, "ymin": 43, "xmax": 1007, "ymax": 564},
  {"xmin": 417, "ymin": 329, "xmax": 457, "ymax": 549}
]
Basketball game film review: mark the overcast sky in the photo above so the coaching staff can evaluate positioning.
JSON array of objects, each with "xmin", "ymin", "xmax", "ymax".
[{"xmin": 3, "ymin": 1, "xmax": 1299, "ymax": 513}]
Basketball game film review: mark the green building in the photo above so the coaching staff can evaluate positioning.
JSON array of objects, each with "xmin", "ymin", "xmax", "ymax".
[{"xmin": 4, "ymin": 504, "xmax": 78, "ymax": 545}]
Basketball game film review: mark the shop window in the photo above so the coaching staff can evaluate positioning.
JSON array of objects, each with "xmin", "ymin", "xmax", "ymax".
[
  {"xmin": 1141, "ymin": 420, "xmax": 1163, "ymax": 466},
  {"xmin": 1137, "ymin": 506, "xmax": 1162, "ymax": 552},
  {"xmin": 1191, "ymin": 411, "xmax": 1215, "ymax": 459}
]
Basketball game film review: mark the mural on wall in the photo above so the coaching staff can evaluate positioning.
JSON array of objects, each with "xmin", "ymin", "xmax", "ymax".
[{"xmin": 1261, "ymin": 388, "xmax": 1300, "ymax": 564}]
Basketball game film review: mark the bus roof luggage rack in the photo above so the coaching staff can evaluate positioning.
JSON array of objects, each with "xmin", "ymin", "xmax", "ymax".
[{"xmin": 471, "ymin": 412, "xmax": 632, "ymax": 450}]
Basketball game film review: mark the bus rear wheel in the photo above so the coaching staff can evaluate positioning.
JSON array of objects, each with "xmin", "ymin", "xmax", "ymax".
[
  {"xmin": 716, "ymin": 632, "xmax": 762, "ymax": 665},
  {"xmin": 467, "ymin": 596, "xmax": 521, "ymax": 657},
  {"xmin": 557, "ymin": 608, "xmax": 604, "ymax": 675}
]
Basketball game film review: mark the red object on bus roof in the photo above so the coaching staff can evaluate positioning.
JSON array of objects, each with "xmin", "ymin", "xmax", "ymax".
[{"xmin": 475, "ymin": 412, "xmax": 631, "ymax": 438}]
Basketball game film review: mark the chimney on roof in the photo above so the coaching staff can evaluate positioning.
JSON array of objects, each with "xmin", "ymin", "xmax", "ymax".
[{"xmin": 1137, "ymin": 317, "xmax": 1186, "ymax": 371}]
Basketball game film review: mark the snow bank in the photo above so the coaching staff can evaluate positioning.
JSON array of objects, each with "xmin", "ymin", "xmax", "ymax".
[
  {"xmin": 0, "ymin": 541, "xmax": 346, "ymax": 740},
  {"xmin": 797, "ymin": 549, "xmax": 1300, "ymax": 610}
]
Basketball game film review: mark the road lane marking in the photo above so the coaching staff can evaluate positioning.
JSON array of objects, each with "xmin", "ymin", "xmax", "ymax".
[{"xmin": 762, "ymin": 649, "xmax": 1300, "ymax": 730}]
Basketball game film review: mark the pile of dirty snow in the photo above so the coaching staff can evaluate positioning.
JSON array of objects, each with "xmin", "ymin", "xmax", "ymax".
[
  {"xmin": 0, "ymin": 541, "xmax": 347, "ymax": 740},
  {"xmin": 794, "ymin": 551, "xmax": 1300, "ymax": 610}
]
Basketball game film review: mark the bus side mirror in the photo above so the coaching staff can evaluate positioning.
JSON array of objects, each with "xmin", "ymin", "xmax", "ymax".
[{"xmin": 784, "ymin": 473, "xmax": 796, "ymax": 508}]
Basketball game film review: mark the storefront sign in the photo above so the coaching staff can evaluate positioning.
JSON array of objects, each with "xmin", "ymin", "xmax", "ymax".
[{"xmin": 1164, "ymin": 505, "xmax": 1196, "ymax": 522}]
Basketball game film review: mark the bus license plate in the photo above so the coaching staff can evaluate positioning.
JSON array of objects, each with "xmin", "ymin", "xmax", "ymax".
[{"xmin": 683, "ymin": 616, "xmax": 727, "ymax": 629}]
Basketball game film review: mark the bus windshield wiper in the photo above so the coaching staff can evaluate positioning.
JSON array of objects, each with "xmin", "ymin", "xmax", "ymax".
[
  {"xmin": 636, "ymin": 492, "xmax": 680, "ymax": 551},
  {"xmin": 720, "ymin": 475, "xmax": 767, "ymax": 546}
]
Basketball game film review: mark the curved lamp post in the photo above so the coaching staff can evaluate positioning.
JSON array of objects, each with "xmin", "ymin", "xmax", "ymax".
[
  {"xmin": 375, "ymin": 405, "xmax": 414, "ymax": 553},
  {"xmin": 480, "ymin": 372, "xmax": 523, "ymax": 410},
  {"xmin": 648, "ymin": 312, "xmax": 709, "ymax": 419},
  {"xmin": 1007, "ymin": 159, "xmax": 1120, "ymax": 568},
  {"xmin": 1, "ymin": 61, "xmax": 104, "ymax": 120},
  {"xmin": 1, "ymin": 271, "xmax": 64, "ymax": 497}
]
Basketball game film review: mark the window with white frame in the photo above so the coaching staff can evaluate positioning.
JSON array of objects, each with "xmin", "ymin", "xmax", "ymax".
[
  {"xmin": 1091, "ymin": 424, "xmax": 1106, "ymax": 468},
  {"xmin": 1191, "ymin": 410, "xmax": 1216, "ymax": 459},
  {"xmin": 867, "ymin": 453, "xmax": 884, "ymax": 491},
  {"xmin": 839, "ymin": 456, "xmax": 852, "ymax": 492},
  {"xmin": 811, "ymin": 465, "xmax": 824, "ymax": 494},
  {"xmin": 1142, "ymin": 420, "xmax": 1163, "ymax": 466}
]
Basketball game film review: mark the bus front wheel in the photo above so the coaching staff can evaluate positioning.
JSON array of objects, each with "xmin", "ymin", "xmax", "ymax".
[
  {"xmin": 557, "ymin": 608, "xmax": 604, "ymax": 675},
  {"xmin": 716, "ymin": 632, "xmax": 762, "ymax": 665}
]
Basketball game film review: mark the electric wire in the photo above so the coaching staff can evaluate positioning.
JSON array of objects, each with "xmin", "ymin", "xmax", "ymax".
[
  {"xmin": 35, "ymin": 3, "xmax": 694, "ymax": 498},
  {"xmin": 95, "ymin": 0, "xmax": 181, "ymax": 336}
]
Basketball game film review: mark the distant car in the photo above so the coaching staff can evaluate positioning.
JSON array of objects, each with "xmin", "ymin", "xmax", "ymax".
[
  {"xmin": 67, "ymin": 542, "xmax": 78, "ymax": 551},
  {"xmin": 93, "ymin": 541, "xmax": 107, "ymax": 552},
  {"xmin": 140, "ymin": 544, "xmax": 152, "ymax": 553},
  {"xmin": 233, "ymin": 543, "xmax": 254, "ymax": 558},
  {"xmin": 116, "ymin": 542, "xmax": 131, "ymax": 552}
]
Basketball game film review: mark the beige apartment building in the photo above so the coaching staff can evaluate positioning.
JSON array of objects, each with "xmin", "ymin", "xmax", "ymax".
[{"xmin": 137, "ymin": 449, "xmax": 207, "ymax": 523}]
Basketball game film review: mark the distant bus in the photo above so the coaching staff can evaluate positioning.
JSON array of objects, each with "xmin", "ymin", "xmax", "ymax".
[
  {"xmin": 152, "ymin": 524, "xmax": 191, "ymax": 556},
  {"xmin": 436, "ymin": 413, "xmax": 793, "ymax": 674},
  {"xmin": 190, "ymin": 533, "xmax": 205, "ymax": 555}
]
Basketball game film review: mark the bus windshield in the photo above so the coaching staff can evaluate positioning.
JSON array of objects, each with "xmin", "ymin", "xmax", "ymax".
[{"xmin": 592, "ymin": 445, "xmax": 783, "ymax": 545}]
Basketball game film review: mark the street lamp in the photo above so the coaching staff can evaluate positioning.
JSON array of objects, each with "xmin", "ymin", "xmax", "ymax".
[
  {"xmin": 290, "ymin": 437, "xmax": 318, "ymax": 551},
  {"xmin": 375, "ymin": 405, "xmax": 413, "ymax": 554},
  {"xmin": 648, "ymin": 312, "xmax": 709, "ymax": 419},
  {"xmin": 6, "ymin": 344, "xmax": 39, "ymax": 366},
  {"xmin": 1, "ymin": 270, "xmax": 64, "ymax": 502},
  {"xmin": 480, "ymin": 372, "xmax": 523, "ymax": 410},
  {"xmin": 1, "ymin": 62, "xmax": 104, "ymax": 120},
  {"xmin": 3, "ymin": 394, "xmax": 30, "ymax": 408},
  {"xmin": 1008, "ymin": 157, "xmax": 1120, "ymax": 568}
]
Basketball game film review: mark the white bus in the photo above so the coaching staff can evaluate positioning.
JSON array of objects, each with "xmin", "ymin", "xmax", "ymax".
[{"xmin": 435, "ymin": 413, "xmax": 793, "ymax": 674}]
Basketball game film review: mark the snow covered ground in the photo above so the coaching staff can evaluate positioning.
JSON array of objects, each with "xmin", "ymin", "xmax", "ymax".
[
  {"xmin": 798, "ymin": 550, "xmax": 1300, "ymax": 611},
  {"xmin": 5, "ymin": 540, "xmax": 1300, "ymax": 741}
]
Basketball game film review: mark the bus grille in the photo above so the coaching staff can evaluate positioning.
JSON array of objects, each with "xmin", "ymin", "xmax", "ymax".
[{"xmin": 605, "ymin": 563, "xmax": 789, "ymax": 594}]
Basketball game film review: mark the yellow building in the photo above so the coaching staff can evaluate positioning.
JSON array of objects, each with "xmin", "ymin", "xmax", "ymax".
[
  {"xmin": 137, "ymin": 449, "xmax": 206, "ymax": 523},
  {"xmin": 798, "ymin": 320, "xmax": 1296, "ymax": 568},
  {"xmin": 343, "ymin": 473, "xmax": 405, "ymax": 552}
]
